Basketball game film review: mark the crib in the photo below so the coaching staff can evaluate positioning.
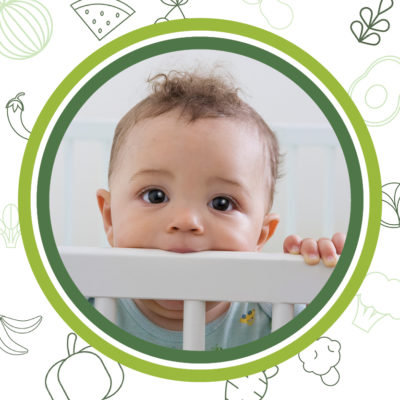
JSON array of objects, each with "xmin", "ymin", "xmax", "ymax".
[
  {"xmin": 50, "ymin": 120, "xmax": 350, "ymax": 350},
  {"xmin": 59, "ymin": 246, "xmax": 333, "ymax": 350}
]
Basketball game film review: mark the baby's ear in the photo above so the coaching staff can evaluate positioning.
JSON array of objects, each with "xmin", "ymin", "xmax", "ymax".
[
  {"xmin": 256, "ymin": 213, "xmax": 280, "ymax": 251},
  {"xmin": 96, "ymin": 189, "xmax": 113, "ymax": 246}
]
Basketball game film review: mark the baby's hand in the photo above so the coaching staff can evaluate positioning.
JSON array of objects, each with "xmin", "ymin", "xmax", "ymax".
[{"xmin": 283, "ymin": 233, "xmax": 345, "ymax": 267}]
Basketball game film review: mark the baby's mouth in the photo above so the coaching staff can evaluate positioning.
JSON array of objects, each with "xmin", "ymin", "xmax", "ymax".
[{"xmin": 167, "ymin": 248, "xmax": 199, "ymax": 253}]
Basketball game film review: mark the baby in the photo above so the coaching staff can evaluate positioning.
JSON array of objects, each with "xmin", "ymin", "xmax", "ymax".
[{"xmin": 96, "ymin": 71, "xmax": 345, "ymax": 350}]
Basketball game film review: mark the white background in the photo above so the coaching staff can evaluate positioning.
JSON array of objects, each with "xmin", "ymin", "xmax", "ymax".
[{"xmin": 0, "ymin": 0, "xmax": 399, "ymax": 399}]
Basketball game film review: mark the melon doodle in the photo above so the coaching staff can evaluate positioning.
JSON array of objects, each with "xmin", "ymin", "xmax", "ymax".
[
  {"xmin": 45, "ymin": 333, "xmax": 124, "ymax": 400},
  {"xmin": 0, "ymin": 0, "xmax": 53, "ymax": 60},
  {"xmin": 71, "ymin": 0, "xmax": 135, "ymax": 41}
]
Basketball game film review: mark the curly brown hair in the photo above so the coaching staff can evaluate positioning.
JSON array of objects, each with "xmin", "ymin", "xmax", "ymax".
[{"xmin": 108, "ymin": 70, "xmax": 280, "ymax": 208}]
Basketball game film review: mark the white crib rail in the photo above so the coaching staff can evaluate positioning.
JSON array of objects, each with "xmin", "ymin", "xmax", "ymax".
[{"xmin": 59, "ymin": 246, "xmax": 333, "ymax": 350}]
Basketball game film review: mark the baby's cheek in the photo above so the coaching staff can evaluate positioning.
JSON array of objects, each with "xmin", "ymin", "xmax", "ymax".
[{"xmin": 217, "ymin": 222, "xmax": 259, "ymax": 251}]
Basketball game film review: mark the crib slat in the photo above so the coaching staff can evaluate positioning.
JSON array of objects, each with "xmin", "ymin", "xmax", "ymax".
[
  {"xmin": 183, "ymin": 300, "xmax": 206, "ymax": 350},
  {"xmin": 94, "ymin": 297, "xmax": 118, "ymax": 323},
  {"xmin": 271, "ymin": 303, "xmax": 295, "ymax": 331}
]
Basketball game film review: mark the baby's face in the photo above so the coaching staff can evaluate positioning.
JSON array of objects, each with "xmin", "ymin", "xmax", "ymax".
[
  {"xmin": 98, "ymin": 110, "xmax": 278, "ymax": 253},
  {"xmin": 97, "ymin": 110, "xmax": 279, "ymax": 325}
]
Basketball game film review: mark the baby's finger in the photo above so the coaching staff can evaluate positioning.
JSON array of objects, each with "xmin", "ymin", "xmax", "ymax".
[
  {"xmin": 283, "ymin": 234, "xmax": 302, "ymax": 254},
  {"xmin": 318, "ymin": 238, "xmax": 338, "ymax": 268},
  {"xmin": 300, "ymin": 238, "xmax": 320, "ymax": 265},
  {"xmin": 332, "ymin": 232, "xmax": 346, "ymax": 254}
]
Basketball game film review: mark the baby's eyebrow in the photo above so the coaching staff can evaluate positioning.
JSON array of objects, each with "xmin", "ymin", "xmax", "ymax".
[
  {"xmin": 129, "ymin": 169, "xmax": 172, "ymax": 181},
  {"xmin": 209, "ymin": 176, "xmax": 249, "ymax": 192}
]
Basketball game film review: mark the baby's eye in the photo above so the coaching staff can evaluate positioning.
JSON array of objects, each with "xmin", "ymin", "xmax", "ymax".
[
  {"xmin": 209, "ymin": 196, "xmax": 234, "ymax": 212},
  {"xmin": 142, "ymin": 189, "xmax": 169, "ymax": 204}
]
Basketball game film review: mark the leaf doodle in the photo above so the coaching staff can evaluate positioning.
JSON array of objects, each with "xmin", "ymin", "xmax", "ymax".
[
  {"xmin": 381, "ymin": 182, "xmax": 400, "ymax": 228},
  {"xmin": 0, "ymin": 204, "xmax": 21, "ymax": 248},
  {"xmin": 350, "ymin": 0, "xmax": 394, "ymax": 46}
]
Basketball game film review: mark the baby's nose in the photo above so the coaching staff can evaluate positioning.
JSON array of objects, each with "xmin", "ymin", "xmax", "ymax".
[{"xmin": 166, "ymin": 208, "xmax": 204, "ymax": 234}]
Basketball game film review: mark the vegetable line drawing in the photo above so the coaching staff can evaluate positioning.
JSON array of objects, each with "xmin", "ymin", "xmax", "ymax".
[
  {"xmin": 71, "ymin": 0, "xmax": 135, "ymax": 41},
  {"xmin": 350, "ymin": 0, "xmax": 394, "ymax": 46},
  {"xmin": 45, "ymin": 333, "xmax": 124, "ymax": 400},
  {"xmin": 0, "ymin": 0, "xmax": 53, "ymax": 60},
  {"xmin": 225, "ymin": 366, "xmax": 278, "ymax": 399},
  {"xmin": 381, "ymin": 182, "xmax": 400, "ymax": 228},
  {"xmin": 154, "ymin": 0, "xmax": 188, "ymax": 24},
  {"xmin": 242, "ymin": 0, "xmax": 294, "ymax": 30},
  {"xmin": 353, "ymin": 272, "xmax": 400, "ymax": 332},
  {"xmin": 6, "ymin": 92, "xmax": 31, "ymax": 140},
  {"xmin": 348, "ymin": 56, "xmax": 400, "ymax": 127},
  {"xmin": 298, "ymin": 337, "xmax": 341, "ymax": 386},
  {"xmin": 0, "ymin": 315, "xmax": 42, "ymax": 355},
  {"xmin": 0, "ymin": 204, "xmax": 20, "ymax": 248}
]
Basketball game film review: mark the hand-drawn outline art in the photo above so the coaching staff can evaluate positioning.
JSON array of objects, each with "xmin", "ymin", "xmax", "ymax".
[
  {"xmin": 6, "ymin": 92, "xmax": 31, "ymax": 140},
  {"xmin": 0, "ymin": 204, "xmax": 20, "ymax": 248},
  {"xmin": 350, "ymin": 0, "xmax": 394, "ymax": 46},
  {"xmin": 0, "ymin": 315, "xmax": 42, "ymax": 355},
  {"xmin": 71, "ymin": 0, "xmax": 135, "ymax": 41},
  {"xmin": 225, "ymin": 366, "xmax": 278, "ymax": 399},
  {"xmin": 45, "ymin": 333, "xmax": 125, "ymax": 400},
  {"xmin": 381, "ymin": 182, "xmax": 400, "ymax": 228},
  {"xmin": 242, "ymin": 0, "xmax": 293, "ymax": 30},
  {"xmin": 353, "ymin": 272, "xmax": 400, "ymax": 332},
  {"xmin": 298, "ymin": 337, "xmax": 341, "ymax": 386},
  {"xmin": 154, "ymin": 0, "xmax": 188, "ymax": 24},
  {"xmin": 0, "ymin": 0, "xmax": 52, "ymax": 60},
  {"xmin": 348, "ymin": 56, "xmax": 400, "ymax": 127}
]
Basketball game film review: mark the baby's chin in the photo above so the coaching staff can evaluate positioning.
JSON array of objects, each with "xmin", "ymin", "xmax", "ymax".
[{"xmin": 155, "ymin": 299, "xmax": 185, "ymax": 311}]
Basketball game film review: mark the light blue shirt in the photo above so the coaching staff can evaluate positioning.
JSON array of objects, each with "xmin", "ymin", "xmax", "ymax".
[{"xmin": 114, "ymin": 299, "xmax": 305, "ymax": 350}]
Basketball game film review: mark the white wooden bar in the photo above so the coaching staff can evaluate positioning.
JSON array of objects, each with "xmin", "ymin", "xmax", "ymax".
[
  {"xmin": 183, "ymin": 301, "xmax": 206, "ymax": 351},
  {"xmin": 59, "ymin": 246, "xmax": 334, "ymax": 350}
]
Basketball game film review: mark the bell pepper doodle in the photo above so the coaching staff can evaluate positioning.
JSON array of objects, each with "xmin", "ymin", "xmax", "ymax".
[{"xmin": 45, "ymin": 333, "xmax": 124, "ymax": 400}]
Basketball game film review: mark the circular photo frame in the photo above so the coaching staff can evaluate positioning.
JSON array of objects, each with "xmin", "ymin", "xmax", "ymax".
[{"xmin": 19, "ymin": 19, "xmax": 381, "ymax": 381}]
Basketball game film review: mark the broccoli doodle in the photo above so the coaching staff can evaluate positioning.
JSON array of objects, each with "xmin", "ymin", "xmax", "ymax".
[
  {"xmin": 298, "ymin": 337, "xmax": 341, "ymax": 386},
  {"xmin": 353, "ymin": 272, "xmax": 400, "ymax": 332}
]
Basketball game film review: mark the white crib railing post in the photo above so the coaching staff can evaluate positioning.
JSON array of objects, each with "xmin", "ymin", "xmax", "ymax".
[
  {"xmin": 95, "ymin": 297, "xmax": 118, "ymax": 324},
  {"xmin": 271, "ymin": 303, "xmax": 294, "ymax": 332},
  {"xmin": 183, "ymin": 300, "xmax": 206, "ymax": 351}
]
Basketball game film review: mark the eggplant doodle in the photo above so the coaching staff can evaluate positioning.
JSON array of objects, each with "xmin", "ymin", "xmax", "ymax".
[
  {"xmin": 6, "ymin": 93, "xmax": 31, "ymax": 140},
  {"xmin": 45, "ymin": 333, "xmax": 124, "ymax": 399},
  {"xmin": 0, "ymin": 315, "xmax": 42, "ymax": 355}
]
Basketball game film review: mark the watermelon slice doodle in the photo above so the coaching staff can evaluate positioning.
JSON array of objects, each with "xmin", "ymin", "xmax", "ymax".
[{"xmin": 71, "ymin": 0, "xmax": 135, "ymax": 40}]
